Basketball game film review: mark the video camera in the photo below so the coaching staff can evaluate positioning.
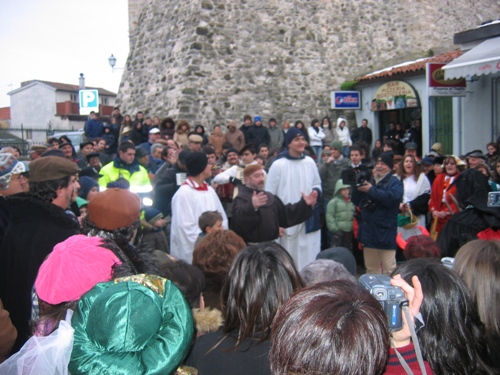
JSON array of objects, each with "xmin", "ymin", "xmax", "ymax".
[
  {"xmin": 341, "ymin": 164, "xmax": 373, "ymax": 187},
  {"xmin": 359, "ymin": 274, "xmax": 407, "ymax": 331}
]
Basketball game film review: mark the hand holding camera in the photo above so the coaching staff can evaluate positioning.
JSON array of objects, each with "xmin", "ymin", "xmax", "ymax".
[{"xmin": 390, "ymin": 274, "xmax": 424, "ymax": 347}]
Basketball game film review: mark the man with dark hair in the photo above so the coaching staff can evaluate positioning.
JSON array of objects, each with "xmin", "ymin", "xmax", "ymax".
[
  {"xmin": 247, "ymin": 116, "xmax": 270, "ymax": 148},
  {"xmin": 267, "ymin": 117, "xmax": 284, "ymax": 151},
  {"xmin": 383, "ymin": 139, "xmax": 398, "ymax": 154},
  {"xmin": 266, "ymin": 128, "xmax": 322, "ymax": 269},
  {"xmin": 153, "ymin": 149, "xmax": 190, "ymax": 217},
  {"xmin": 240, "ymin": 114, "xmax": 253, "ymax": 144},
  {"xmin": 352, "ymin": 151, "xmax": 403, "ymax": 274},
  {"xmin": 98, "ymin": 142, "xmax": 151, "ymax": 193},
  {"xmin": 0, "ymin": 156, "xmax": 80, "ymax": 352},
  {"xmin": 213, "ymin": 144, "xmax": 259, "ymax": 187},
  {"xmin": 76, "ymin": 141, "xmax": 96, "ymax": 168},
  {"xmin": 170, "ymin": 152, "xmax": 227, "ymax": 263},
  {"xmin": 351, "ymin": 118, "xmax": 373, "ymax": 149},
  {"xmin": 84, "ymin": 111, "xmax": 104, "ymax": 139}
]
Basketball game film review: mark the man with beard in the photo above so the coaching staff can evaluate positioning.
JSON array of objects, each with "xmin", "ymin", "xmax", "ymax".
[
  {"xmin": 351, "ymin": 151, "xmax": 403, "ymax": 275},
  {"xmin": 0, "ymin": 156, "xmax": 80, "ymax": 352},
  {"xmin": 232, "ymin": 165, "xmax": 317, "ymax": 243}
]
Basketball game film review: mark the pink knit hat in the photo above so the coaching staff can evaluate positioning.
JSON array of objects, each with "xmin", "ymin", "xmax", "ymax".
[{"xmin": 35, "ymin": 235, "xmax": 121, "ymax": 304}]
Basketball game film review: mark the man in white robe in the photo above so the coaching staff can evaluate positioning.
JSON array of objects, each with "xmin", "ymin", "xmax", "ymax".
[
  {"xmin": 265, "ymin": 128, "xmax": 322, "ymax": 270},
  {"xmin": 171, "ymin": 152, "xmax": 228, "ymax": 263}
]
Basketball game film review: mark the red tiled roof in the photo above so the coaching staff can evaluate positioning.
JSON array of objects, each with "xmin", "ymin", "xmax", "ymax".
[
  {"xmin": 356, "ymin": 50, "xmax": 463, "ymax": 81},
  {"xmin": 20, "ymin": 80, "xmax": 116, "ymax": 96}
]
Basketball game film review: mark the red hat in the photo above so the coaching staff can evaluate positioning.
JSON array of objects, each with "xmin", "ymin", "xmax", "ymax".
[{"xmin": 35, "ymin": 235, "xmax": 120, "ymax": 304}]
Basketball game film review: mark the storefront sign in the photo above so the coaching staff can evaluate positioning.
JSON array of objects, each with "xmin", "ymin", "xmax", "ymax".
[
  {"xmin": 371, "ymin": 81, "xmax": 419, "ymax": 111},
  {"xmin": 427, "ymin": 63, "xmax": 466, "ymax": 97},
  {"xmin": 331, "ymin": 91, "xmax": 361, "ymax": 109}
]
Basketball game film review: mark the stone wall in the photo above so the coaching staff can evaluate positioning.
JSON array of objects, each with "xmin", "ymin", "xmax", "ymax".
[{"xmin": 120, "ymin": 0, "xmax": 499, "ymax": 129}]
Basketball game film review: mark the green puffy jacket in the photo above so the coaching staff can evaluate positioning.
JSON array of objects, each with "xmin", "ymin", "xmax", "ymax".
[{"xmin": 326, "ymin": 179, "xmax": 355, "ymax": 233}]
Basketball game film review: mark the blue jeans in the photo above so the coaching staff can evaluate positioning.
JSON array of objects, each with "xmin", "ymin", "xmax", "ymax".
[
  {"xmin": 342, "ymin": 146, "xmax": 350, "ymax": 158},
  {"xmin": 312, "ymin": 146, "xmax": 322, "ymax": 158}
]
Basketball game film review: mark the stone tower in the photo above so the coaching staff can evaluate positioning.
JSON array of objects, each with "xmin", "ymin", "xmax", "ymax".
[{"xmin": 119, "ymin": 0, "xmax": 498, "ymax": 128}]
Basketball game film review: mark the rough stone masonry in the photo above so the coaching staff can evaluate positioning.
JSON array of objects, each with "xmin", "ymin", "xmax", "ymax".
[{"xmin": 118, "ymin": 0, "xmax": 498, "ymax": 129}]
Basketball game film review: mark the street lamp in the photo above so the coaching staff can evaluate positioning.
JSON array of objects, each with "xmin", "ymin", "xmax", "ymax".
[{"xmin": 108, "ymin": 54, "xmax": 124, "ymax": 72}]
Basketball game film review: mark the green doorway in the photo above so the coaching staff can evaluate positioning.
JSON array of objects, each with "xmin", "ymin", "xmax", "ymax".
[{"xmin": 429, "ymin": 97, "xmax": 453, "ymax": 155}]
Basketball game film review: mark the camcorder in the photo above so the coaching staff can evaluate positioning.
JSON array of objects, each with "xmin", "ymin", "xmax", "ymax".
[
  {"xmin": 359, "ymin": 274, "xmax": 407, "ymax": 331},
  {"xmin": 488, "ymin": 191, "xmax": 500, "ymax": 207},
  {"xmin": 341, "ymin": 165, "xmax": 373, "ymax": 187}
]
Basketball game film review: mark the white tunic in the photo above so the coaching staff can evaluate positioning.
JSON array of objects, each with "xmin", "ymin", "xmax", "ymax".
[
  {"xmin": 265, "ymin": 156, "xmax": 322, "ymax": 270},
  {"xmin": 170, "ymin": 178, "xmax": 228, "ymax": 263}
]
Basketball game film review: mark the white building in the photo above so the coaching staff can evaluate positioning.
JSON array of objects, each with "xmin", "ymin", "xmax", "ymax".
[
  {"xmin": 443, "ymin": 19, "xmax": 500, "ymax": 150},
  {"xmin": 352, "ymin": 19, "xmax": 500, "ymax": 157},
  {"xmin": 8, "ymin": 78, "xmax": 116, "ymax": 143}
]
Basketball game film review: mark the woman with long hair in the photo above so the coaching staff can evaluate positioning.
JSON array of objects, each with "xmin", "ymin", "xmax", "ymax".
[
  {"xmin": 396, "ymin": 154, "xmax": 431, "ymax": 228},
  {"xmin": 186, "ymin": 242, "xmax": 305, "ymax": 375},
  {"xmin": 174, "ymin": 120, "xmax": 191, "ymax": 147},
  {"xmin": 307, "ymin": 119, "xmax": 325, "ymax": 158},
  {"xmin": 394, "ymin": 258, "xmax": 497, "ymax": 374},
  {"xmin": 486, "ymin": 141, "xmax": 499, "ymax": 171},
  {"xmin": 294, "ymin": 120, "xmax": 309, "ymax": 144},
  {"xmin": 428, "ymin": 155, "xmax": 462, "ymax": 234},
  {"xmin": 335, "ymin": 117, "xmax": 352, "ymax": 157},
  {"xmin": 321, "ymin": 116, "xmax": 338, "ymax": 147},
  {"xmin": 454, "ymin": 239, "xmax": 500, "ymax": 366}
]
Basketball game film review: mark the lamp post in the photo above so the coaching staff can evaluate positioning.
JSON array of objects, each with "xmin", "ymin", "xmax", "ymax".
[{"xmin": 108, "ymin": 54, "xmax": 124, "ymax": 72}]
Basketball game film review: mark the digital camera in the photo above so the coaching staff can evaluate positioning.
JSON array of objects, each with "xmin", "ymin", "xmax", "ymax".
[
  {"xmin": 359, "ymin": 274, "xmax": 407, "ymax": 331},
  {"xmin": 341, "ymin": 165, "xmax": 373, "ymax": 187}
]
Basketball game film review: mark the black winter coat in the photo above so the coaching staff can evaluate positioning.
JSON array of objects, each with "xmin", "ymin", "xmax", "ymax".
[
  {"xmin": 231, "ymin": 185, "xmax": 313, "ymax": 243},
  {"xmin": 0, "ymin": 194, "xmax": 79, "ymax": 352}
]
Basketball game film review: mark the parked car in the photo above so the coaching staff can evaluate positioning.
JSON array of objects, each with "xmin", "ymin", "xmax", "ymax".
[{"xmin": 52, "ymin": 129, "xmax": 86, "ymax": 153}]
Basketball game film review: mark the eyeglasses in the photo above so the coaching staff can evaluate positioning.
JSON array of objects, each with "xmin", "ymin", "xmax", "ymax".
[{"xmin": 11, "ymin": 174, "xmax": 28, "ymax": 182}]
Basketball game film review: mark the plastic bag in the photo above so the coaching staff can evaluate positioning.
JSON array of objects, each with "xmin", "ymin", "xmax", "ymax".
[{"xmin": 0, "ymin": 310, "xmax": 74, "ymax": 375}]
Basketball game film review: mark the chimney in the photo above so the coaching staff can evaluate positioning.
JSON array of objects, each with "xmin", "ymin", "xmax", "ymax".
[{"xmin": 79, "ymin": 73, "xmax": 85, "ymax": 89}]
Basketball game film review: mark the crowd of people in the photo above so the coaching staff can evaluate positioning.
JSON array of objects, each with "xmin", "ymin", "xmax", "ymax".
[{"xmin": 0, "ymin": 106, "xmax": 499, "ymax": 374}]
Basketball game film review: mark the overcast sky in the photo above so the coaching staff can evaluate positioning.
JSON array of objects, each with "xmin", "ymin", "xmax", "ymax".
[{"xmin": 0, "ymin": 0, "xmax": 130, "ymax": 108}]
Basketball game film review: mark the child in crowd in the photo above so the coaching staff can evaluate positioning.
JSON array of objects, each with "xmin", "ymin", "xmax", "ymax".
[
  {"xmin": 326, "ymin": 179, "xmax": 355, "ymax": 249},
  {"xmin": 102, "ymin": 123, "xmax": 116, "ymax": 155},
  {"xmin": 195, "ymin": 211, "xmax": 223, "ymax": 248},
  {"xmin": 140, "ymin": 206, "xmax": 169, "ymax": 253}
]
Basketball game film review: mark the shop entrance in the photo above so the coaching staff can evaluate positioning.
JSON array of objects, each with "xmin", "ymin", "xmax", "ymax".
[{"xmin": 378, "ymin": 108, "xmax": 422, "ymax": 155}]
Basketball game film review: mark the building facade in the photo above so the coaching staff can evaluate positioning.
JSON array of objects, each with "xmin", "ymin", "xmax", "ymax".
[{"xmin": 8, "ymin": 80, "xmax": 116, "ymax": 143}]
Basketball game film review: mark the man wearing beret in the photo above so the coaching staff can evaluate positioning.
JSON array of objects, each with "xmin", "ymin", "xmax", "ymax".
[
  {"xmin": 265, "ymin": 128, "xmax": 322, "ymax": 269},
  {"xmin": 351, "ymin": 151, "xmax": 403, "ymax": 275},
  {"xmin": 232, "ymin": 165, "xmax": 317, "ymax": 243},
  {"xmin": 0, "ymin": 156, "xmax": 81, "ymax": 352},
  {"xmin": 170, "ymin": 151, "xmax": 228, "ymax": 263}
]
